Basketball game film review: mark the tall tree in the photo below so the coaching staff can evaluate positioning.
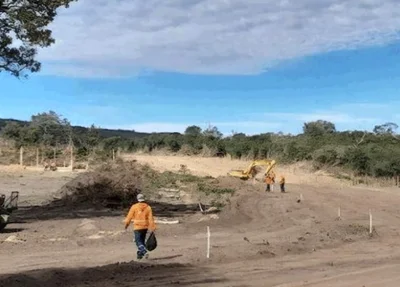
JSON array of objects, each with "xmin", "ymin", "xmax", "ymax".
[
  {"xmin": 373, "ymin": 122, "xmax": 398, "ymax": 135},
  {"xmin": 0, "ymin": 0, "xmax": 76, "ymax": 77},
  {"xmin": 203, "ymin": 125, "xmax": 223, "ymax": 139},
  {"xmin": 30, "ymin": 111, "xmax": 72, "ymax": 147},
  {"xmin": 303, "ymin": 120, "xmax": 336, "ymax": 136},
  {"xmin": 184, "ymin": 125, "xmax": 202, "ymax": 136}
]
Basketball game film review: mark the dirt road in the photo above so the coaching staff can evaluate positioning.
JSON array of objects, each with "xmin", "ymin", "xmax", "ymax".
[{"xmin": 1, "ymin": 155, "xmax": 400, "ymax": 286}]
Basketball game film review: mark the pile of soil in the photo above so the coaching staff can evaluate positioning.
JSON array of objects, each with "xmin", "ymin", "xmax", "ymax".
[
  {"xmin": 213, "ymin": 184, "xmax": 375, "ymax": 260},
  {"xmin": 54, "ymin": 161, "xmax": 147, "ymax": 208},
  {"xmin": 53, "ymin": 161, "xmax": 245, "ymax": 211}
]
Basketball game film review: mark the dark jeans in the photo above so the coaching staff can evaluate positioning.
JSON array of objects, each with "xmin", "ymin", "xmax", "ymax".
[
  {"xmin": 280, "ymin": 183, "xmax": 285, "ymax": 192},
  {"xmin": 134, "ymin": 229, "xmax": 148, "ymax": 258},
  {"xmin": 266, "ymin": 184, "xmax": 270, "ymax": 192}
]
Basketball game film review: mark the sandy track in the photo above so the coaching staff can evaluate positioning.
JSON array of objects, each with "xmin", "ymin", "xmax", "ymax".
[{"xmin": 1, "ymin": 155, "xmax": 400, "ymax": 286}]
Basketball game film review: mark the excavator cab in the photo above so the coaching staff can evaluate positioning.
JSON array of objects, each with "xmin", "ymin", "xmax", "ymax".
[{"xmin": 228, "ymin": 160, "xmax": 276, "ymax": 180}]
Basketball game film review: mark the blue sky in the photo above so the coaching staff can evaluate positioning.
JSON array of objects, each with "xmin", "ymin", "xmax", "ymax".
[{"xmin": 1, "ymin": 0, "xmax": 400, "ymax": 135}]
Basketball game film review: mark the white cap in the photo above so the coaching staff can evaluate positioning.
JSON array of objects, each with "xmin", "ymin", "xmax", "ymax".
[{"xmin": 137, "ymin": 193, "xmax": 145, "ymax": 202}]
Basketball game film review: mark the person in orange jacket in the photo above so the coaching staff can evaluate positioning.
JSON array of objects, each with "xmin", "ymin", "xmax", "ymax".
[
  {"xmin": 124, "ymin": 193, "xmax": 156, "ymax": 260},
  {"xmin": 265, "ymin": 173, "xmax": 273, "ymax": 192},
  {"xmin": 279, "ymin": 175, "xmax": 286, "ymax": 193}
]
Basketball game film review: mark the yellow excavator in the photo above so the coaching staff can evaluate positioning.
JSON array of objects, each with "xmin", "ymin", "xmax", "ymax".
[{"xmin": 228, "ymin": 159, "xmax": 276, "ymax": 180}]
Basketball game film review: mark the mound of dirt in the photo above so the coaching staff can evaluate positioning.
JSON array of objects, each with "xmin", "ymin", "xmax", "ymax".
[
  {"xmin": 52, "ymin": 161, "xmax": 244, "ymax": 213},
  {"xmin": 213, "ymin": 183, "xmax": 375, "ymax": 260},
  {"xmin": 54, "ymin": 161, "xmax": 145, "ymax": 208},
  {"xmin": 210, "ymin": 176, "xmax": 253, "ymax": 190}
]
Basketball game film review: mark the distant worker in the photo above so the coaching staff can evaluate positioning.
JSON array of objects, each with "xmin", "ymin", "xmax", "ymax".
[
  {"xmin": 124, "ymin": 193, "xmax": 156, "ymax": 260},
  {"xmin": 279, "ymin": 175, "xmax": 286, "ymax": 193},
  {"xmin": 270, "ymin": 171, "xmax": 276, "ymax": 192},
  {"xmin": 265, "ymin": 173, "xmax": 273, "ymax": 192}
]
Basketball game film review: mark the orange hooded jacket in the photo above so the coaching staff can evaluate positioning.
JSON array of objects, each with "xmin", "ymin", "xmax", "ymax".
[
  {"xmin": 124, "ymin": 202, "xmax": 156, "ymax": 231},
  {"xmin": 264, "ymin": 175, "xmax": 273, "ymax": 184}
]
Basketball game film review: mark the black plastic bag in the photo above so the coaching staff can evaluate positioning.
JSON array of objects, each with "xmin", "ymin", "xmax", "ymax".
[{"xmin": 145, "ymin": 232, "xmax": 157, "ymax": 251}]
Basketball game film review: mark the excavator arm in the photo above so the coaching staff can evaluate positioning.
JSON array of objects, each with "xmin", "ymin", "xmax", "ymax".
[{"xmin": 228, "ymin": 159, "xmax": 276, "ymax": 180}]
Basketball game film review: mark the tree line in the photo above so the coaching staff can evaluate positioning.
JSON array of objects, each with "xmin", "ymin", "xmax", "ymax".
[{"xmin": 0, "ymin": 111, "xmax": 399, "ymax": 178}]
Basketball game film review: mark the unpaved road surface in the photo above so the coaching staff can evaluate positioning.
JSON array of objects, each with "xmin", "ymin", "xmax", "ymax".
[
  {"xmin": 1, "ymin": 156, "xmax": 400, "ymax": 286},
  {"xmin": 0, "ymin": 166, "xmax": 80, "ymax": 206}
]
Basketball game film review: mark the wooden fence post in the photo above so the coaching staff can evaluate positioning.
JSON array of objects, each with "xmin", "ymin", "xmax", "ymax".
[
  {"xmin": 207, "ymin": 226, "xmax": 211, "ymax": 259},
  {"xmin": 36, "ymin": 148, "xmax": 39, "ymax": 167},
  {"xmin": 19, "ymin": 146, "xmax": 24, "ymax": 166},
  {"xmin": 369, "ymin": 209, "xmax": 373, "ymax": 235},
  {"xmin": 70, "ymin": 144, "xmax": 74, "ymax": 171}
]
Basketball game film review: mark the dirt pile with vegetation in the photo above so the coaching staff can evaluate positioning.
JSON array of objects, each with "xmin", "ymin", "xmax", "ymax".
[
  {"xmin": 55, "ymin": 161, "xmax": 145, "ymax": 208},
  {"xmin": 54, "ymin": 161, "xmax": 237, "ymax": 210}
]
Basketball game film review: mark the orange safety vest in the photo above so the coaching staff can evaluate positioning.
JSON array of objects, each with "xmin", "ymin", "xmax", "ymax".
[
  {"xmin": 265, "ymin": 175, "xmax": 273, "ymax": 184},
  {"xmin": 124, "ymin": 202, "xmax": 156, "ymax": 231}
]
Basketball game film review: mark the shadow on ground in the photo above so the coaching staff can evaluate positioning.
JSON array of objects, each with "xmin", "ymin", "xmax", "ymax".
[
  {"xmin": 0, "ymin": 228, "xmax": 25, "ymax": 234},
  {"xmin": 11, "ymin": 200, "xmax": 202, "ymax": 222},
  {"xmin": 0, "ymin": 261, "xmax": 227, "ymax": 287}
]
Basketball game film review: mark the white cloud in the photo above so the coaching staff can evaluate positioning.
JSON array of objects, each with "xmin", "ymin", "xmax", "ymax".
[{"xmin": 38, "ymin": 0, "xmax": 400, "ymax": 77}]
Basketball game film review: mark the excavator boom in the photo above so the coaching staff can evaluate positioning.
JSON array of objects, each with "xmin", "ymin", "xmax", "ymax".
[{"xmin": 228, "ymin": 159, "xmax": 276, "ymax": 180}]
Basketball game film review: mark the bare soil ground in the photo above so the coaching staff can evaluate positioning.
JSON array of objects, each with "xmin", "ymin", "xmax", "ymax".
[{"xmin": 1, "ymin": 155, "xmax": 400, "ymax": 286}]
